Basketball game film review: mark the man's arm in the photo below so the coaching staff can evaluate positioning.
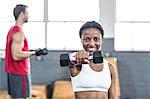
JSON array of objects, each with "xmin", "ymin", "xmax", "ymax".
[
  {"xmin": 11, "ymin": 32, "xmax": 35, "ymax": 61},
  {"xmin": 108, "ymin": 62, "xmax": 116, "ymax": 99}
]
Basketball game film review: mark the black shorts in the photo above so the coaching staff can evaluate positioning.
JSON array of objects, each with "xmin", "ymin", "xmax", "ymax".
[{"xmin": 7, "ymin": 74, "xmax": 31, "ymax": 98}]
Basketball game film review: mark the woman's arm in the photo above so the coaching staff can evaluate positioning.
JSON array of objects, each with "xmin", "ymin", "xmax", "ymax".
[
  {"xmin": 108, "ymin": 62, "xmax": 116, "ymax": 99},
  {"xmin": 69, "ymin": 65, "xmax": 81, "ymax": 77}
]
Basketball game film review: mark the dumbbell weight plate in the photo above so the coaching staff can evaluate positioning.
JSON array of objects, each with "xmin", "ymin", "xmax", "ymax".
[
  {"xmin": 93, "ymin": 51, "xmax": 103, "ymax": 63},
  {"xmin": 60, "ymin": 54, "xmax": 71, "ymax": 66},
  {"xmin": 42, "ymin": 48, "xmax": 48, "ymax": 55}
]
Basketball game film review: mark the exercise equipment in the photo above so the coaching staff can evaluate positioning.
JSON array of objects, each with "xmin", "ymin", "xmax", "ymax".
[
  {"xmin": 35, "ymin": 48, "xmax": 48, "ymax": 56},
  {"xmin": 60, "ymin": 51, "xmax": 103, "ymax": 67}
]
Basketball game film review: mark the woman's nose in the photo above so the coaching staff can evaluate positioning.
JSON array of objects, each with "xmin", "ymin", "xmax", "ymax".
[{"xmin": 89, "ymin": 39, "xmax": 95, "ymax": 46}]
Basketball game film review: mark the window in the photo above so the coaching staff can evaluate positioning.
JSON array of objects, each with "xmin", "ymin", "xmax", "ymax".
[
  {"xmin": 48, "ymin": 0, "xmax": 100, "ymax": 21},
  {"xmin": 23, "ymin": 22, "xmax": 45, "ymax": 49},
  {"xmin": 47, "ymin": 22, "xmax": 83, "ymax": 50},
  {"xmin": 48, "ymin": 0, "xmax": 100, "ymax": 50},
  {"xmin": 0, "ymin": 0, "xmax": 101, "ymax": 51},
  {"xmin": 0, "ymin": 0, "xmax": 44, "ymax": 50},
  {"xmin": 115, "ymin": 0, "xmax": 150, "ymax": 51},
  {"xmin": 0, "ymin": 22, "xmax": 14, "ymax": 49}
]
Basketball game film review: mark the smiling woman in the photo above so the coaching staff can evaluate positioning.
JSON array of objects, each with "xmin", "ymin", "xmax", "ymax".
[{"xmin": 69, "ymin": 21, "xmax": 117, "ymax": 99}]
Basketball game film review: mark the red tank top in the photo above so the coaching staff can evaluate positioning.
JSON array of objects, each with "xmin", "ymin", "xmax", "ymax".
[{"xmin": 4, "ymin": 25, "xmax": 30, "ymax": 75}]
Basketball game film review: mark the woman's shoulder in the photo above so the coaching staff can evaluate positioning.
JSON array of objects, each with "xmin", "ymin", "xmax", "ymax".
[{"xmin": 106, "ymin": 60, "xmax": 116, "ymax": 76}]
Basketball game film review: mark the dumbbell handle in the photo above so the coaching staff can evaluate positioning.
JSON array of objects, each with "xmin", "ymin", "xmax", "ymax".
[
  {"xmin": 60, "ymin": 51, "xmax": 103, "ymax": 67},
  {"xmin": 69, "ymin": 52, "xmax": 93, "ymax": 63},
  {"xmin": 34, "ymin": 48, "xmax": 48, "ymax": 56}
]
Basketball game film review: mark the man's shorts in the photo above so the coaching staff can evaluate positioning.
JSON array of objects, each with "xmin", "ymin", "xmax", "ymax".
[{"xmin": 7, "ymin": 74, "xmax": 31, "ymax": 98}]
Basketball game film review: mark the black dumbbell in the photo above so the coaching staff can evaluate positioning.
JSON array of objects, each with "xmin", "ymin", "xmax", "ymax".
[
  {"xmin": 42, "ymin": 48, "xmax": 48, "ymax": 55},
  {"xmin": 60, "ymin": 51, "xmax": 103, "ymax": 67},
  {"xmin": 35, "ymin": 48, "xmax": 48, "ymax": 56}
]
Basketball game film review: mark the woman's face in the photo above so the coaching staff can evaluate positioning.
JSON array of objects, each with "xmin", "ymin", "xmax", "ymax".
[{"xmin": 81, "ymin": 28, "xmax": 103, "ymax": 53}]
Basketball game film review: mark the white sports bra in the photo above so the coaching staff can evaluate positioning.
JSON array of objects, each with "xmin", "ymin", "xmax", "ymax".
[{"xmin": 71, "ymin": 59, "xmax": 111, "ymax": 92}]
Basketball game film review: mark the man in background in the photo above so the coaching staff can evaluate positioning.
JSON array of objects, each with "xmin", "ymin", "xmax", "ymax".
[{"xmin": 4, "ymin": 4, "xmax": 35, "ymax": 99}]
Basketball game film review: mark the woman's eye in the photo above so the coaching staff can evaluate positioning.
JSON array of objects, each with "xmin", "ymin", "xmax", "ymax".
[
  {"xmin": 94, "ymin": 37, "xmax": 100, "ymax": 42},
  {"xmin": 84, "ymin": 38, "xmax": 90, "ymax": 42}
]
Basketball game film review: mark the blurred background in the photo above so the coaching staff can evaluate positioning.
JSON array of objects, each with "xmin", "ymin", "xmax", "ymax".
[{"xmin": 0, "ymin": 0, "xmax": 150, "ymax": 99}]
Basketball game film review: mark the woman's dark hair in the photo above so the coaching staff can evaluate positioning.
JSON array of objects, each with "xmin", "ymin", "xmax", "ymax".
[
  {"xmin": 13, "ymin": 4, "xmax": 28, "ymax": 20},
  {"xmin": 79, "ymin": 21, "xmax": 104, "ymax": 38}
]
